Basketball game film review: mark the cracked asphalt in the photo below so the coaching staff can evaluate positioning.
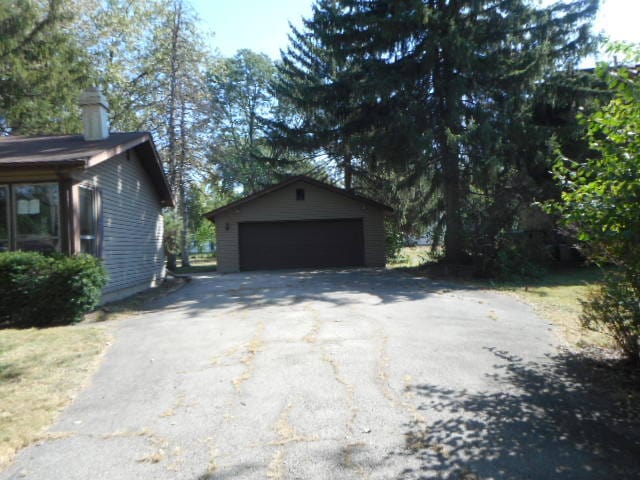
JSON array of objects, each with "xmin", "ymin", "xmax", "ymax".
[{"xmin": 3, "ymin": 269, "xmax": 639, "ymax": 479}]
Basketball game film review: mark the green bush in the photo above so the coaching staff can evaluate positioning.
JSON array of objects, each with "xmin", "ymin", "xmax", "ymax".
[
  {"xmin": 581, "ymin": 272, "xmax": 640, "ymax": 364},
  {"xmin": 545, "ymin": 48, "xmax": 640, "ymax": 363},
  {"xmin": 0, "ymin": 251, "xmax": 108, "ymax": 327},
  {"xmin": 385, "ymin": 219, "xmax": 404, "ymax": 262},
  {"xmin": 471, "ymin": 231, "xmax": 549, "ymax": 279},
  {"xmin": 495, "ymin": 232, "xmax": 549, "ymax": 280}
]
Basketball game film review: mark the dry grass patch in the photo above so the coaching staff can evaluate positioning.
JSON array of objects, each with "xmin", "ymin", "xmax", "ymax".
[
  {"xmin": 487, "ymin": 267, "xmax": 613, "ymax": 350},
  {"xmin": 0, "ymin": 325, "xmax": 110, "ymax": 468},
  {"xmin": 232, "ymin": 322, "xmax": 264, "ymax": 391}
]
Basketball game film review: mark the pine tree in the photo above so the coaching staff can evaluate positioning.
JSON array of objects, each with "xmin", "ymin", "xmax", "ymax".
[
  {"xmin": 0, "ymin": 0, "xmax": 93, "ymax": 134},
  {"xmin": 274, "ymin": 0, "xmax": 599, "ymax": 264}
]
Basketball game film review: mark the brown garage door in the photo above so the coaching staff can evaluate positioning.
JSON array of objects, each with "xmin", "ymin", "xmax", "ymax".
[{"xmin": 239, "ymin": 219, "xmax": 365, "ymax": 271}]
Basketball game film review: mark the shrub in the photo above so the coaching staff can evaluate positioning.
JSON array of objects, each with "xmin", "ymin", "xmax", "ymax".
[
  {"xmin": 546, "ymin": 48, "xmax": 640, "ymax": 362},
  {"xmin": 0, "ymin": 251, "xmax": 108, "ymax": 327},
  {"xmin": 385, "ymin": 219, "xmax": 404, "ymax": 262},
  {"xmin": 471, "ymin": 231, "xmax": 549, "ymax": 280},
  {"xmin": 495, "ymin": 232, "xmax": 549, "ymax": 280},
  {"xmin": 581, "ymin": 272, "xmax": 640, "ymax": 364}
]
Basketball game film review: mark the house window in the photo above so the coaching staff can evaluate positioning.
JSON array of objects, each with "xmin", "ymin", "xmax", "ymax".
[
  {"xmin": 296, "ymin": 188, "xmax": 305, "ymax": 201},
  {"xmin": 79, "ymin": 186, "xmax": 97, "ymax": 255},
  {"xmin": 0, "ymin": 186, "xmax": 8, "ymax": 252},
  {"xmin": 14, "ymin": 183, "xmax": 60, "ymax": 252}
]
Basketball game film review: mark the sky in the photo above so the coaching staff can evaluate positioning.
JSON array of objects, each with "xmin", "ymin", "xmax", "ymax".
[
  {"xmin": 189, "ymin": 0, "xmax": 313, "ymax": 58},
  {"xmin": 190, "ymin": 0, "xmax": 640, "ymax": 60}
]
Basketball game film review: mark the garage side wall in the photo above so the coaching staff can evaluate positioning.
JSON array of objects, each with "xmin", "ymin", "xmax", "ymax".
[
  {"xmin": 214, "ymin": 181, "xmax": 386, "ymax": 272},
  {"xmin": 75, "ymin": 150, "xmax": 165, "ymax": 302}
]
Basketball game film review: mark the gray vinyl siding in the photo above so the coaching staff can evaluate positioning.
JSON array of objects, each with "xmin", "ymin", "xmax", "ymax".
[
  {"xmin": 214, "ymin": 180, "xmax": 386, "ymax": 273},
  {"xmin": 76, "ymin": 150, "xmax": 165, "ymax": 301}
]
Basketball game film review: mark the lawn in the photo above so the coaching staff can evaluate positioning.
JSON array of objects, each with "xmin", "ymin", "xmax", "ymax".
[
  {"xmin": 485, "ymin": 268, "xmax": 612, "ymax": 350},
  {"xmin": 388, "ymin": 246, "xmax": 436, "ymax": 268},
  {"xmin": 389, "ymin": 246, "xmax": 612, "ymax": 351},
  {"xmin": 0, "ymin": 325, "xmax": 110, "ymax": 468},
  {"xmin": 173, "ymin": 256, "xmax": 217, "ymax": 274}
]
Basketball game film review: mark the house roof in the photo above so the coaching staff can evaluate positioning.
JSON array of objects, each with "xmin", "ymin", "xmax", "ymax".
[
  {"xmin": 0, "ymin": 132, "xmax": 174, "ymax": 207},
  {"xmin": 204, "ymin": 175, "xmax": 393, "ymax": 220}
]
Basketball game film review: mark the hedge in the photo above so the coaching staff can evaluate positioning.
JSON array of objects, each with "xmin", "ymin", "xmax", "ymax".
[{"xmin": 0, "ymin": 251, "xmax": 108, "ymax": 327}]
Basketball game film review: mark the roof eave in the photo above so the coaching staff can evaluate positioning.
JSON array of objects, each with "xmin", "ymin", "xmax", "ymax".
[
  {"xmin": 85, "ymin": 133, "xmax": 173, "ymax": 208},
  {"xmin": 0, "ymin": 158, "xmax": 88, "ymax": 169}
]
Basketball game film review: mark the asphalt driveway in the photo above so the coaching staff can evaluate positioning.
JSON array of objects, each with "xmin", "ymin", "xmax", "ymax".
[{"xmin": 3, "ymin": 269, "xmax": 639, "ymax": 479}]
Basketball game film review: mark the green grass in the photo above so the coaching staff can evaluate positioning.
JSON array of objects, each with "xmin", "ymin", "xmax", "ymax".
[
  {"xmin": 387, "ymin": 246, "xmax": 436, "ymax": 268},
  {"xmin": 0, "ymin": 325, "xmax": 110, "ymax": 468},
  {"xmin": 173, "ymin": 256, "xmax": 217, "ymax": 274}
]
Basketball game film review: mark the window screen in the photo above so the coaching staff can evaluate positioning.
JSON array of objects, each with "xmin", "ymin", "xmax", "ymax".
[
  {"xmin": 79, "ymin": 186, "xmax": 97, "ymax": 255},
  {"xmin": 0, "ymin": 186, "xmax": 7, "ymax": 252},
  {"xmin": 14, "ymin": 183, "xmax": 60, "ymax": 252}
]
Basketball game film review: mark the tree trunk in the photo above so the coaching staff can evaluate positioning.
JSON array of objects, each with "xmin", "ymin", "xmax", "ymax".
[
  {"xmin": 179, "ymin": 180, "xmax": 191, "ymax": 267},
  {"xmin": 167, "ymin": 252, "xmax": 177, "ymax": 271},
  {"xmin": 167, "ymin": 1, "xmax": 181, "ymax": 196},
  {"xmin": 434, "ymin": 45, "xmax": 465, "ymax": 264},
  {"xmin": 178, "ymin": 92, "xmax": 191, "ymax": 268},
  {"xmin": 344, "ymin": 152, "xmax": 352, "ymax": 190},
  {"xmin": 442, "ymin": 151, "xmax": 465, "ymax": 263}
]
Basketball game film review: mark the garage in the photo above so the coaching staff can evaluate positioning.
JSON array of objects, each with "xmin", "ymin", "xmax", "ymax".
[
  {"xmin": 239, "ymin": 219, "xmax": 365, "ymax": 271},
  {"xmin": 204, "ymin": 175, "xmax": 392, "ymax": 273}
]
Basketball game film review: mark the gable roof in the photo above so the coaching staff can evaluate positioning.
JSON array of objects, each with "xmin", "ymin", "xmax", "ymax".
[
  {"xmin": 204, "ymin": 175, "xmax": 393, "ymax": 220},
  {"xmin": 0, "ymin": 132, "xmax": 173, "ymax": 207}
]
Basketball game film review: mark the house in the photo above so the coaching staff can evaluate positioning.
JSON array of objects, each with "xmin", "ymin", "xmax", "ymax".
[
  {"xmin": 0, "ymin": 88, "xmax": 173, "ymax": 302},
  {"xmin": 204, "ymin": 176, "xmax": 392, "ymax": 272}
]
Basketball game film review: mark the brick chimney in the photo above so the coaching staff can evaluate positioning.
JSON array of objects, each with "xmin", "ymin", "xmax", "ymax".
[{"xmin": 79, "ymin": 87, "xmax": 109, "ymax": 141}]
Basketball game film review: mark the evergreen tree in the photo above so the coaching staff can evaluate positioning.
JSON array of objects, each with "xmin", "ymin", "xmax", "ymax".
[
  {"xmin": 0, "ymin": 0, "xmax": 93, "ymax": 134},
  {"xmin": 273, "ymin": 0, "xmax": 599, "ymax": 264}
]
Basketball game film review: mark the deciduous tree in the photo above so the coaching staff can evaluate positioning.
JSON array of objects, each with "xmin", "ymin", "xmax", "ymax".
[{"xmin": 549, "ymin": 48, "xmax": 640, "ymax": 362}]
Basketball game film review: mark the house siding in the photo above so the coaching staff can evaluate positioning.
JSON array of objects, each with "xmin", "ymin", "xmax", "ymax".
[
  {"xmin": 76, "ymin": 150, "xmax": 165, "ymax": 302},
  {"xmin": 214, "ymin": 180, "xmax": 386, "ymax": 273}
]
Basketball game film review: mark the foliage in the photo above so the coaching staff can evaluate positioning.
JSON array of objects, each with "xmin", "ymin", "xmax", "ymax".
[
  {"xmin": 549, "ymin": 45, "xmax": 640, "ymax": 361},
  {"xmin": 384, "ymin": 219, "xmax": 405, "ymax": 262},
  {"xmin": 66, "ymin": 0, "xmax": 165, "ymax": 133},
  {"xmin": 163, "ymin": 209, "xmax": 181, "ymax": 256},
  {"xmin": 2, "ymin": 0, "xmax": 214, "ymax": 268},
  {"xmin": 269, "ymin": 2, "xmax": 366, "ymax": 189},
  {"xmin": 0, "ymin": 0, "xmax": 93, "ymax": 134},
  {"xmin": 207, "ymin": 50, "xmax": 278, "ymax": 193},
  {"xmin": 494, "ymin": 234, "xmax": 549, "ymax": 281},
  {"xmin": 552, "ymin": 63, "xmax": 640, "ymax": 273},
  {"xmin": 186, "ymin": 183, "xmax": 215, "ymax": 252},
  {"xmin": 0, "ymin": 251, "xmax": 107, "ymax": 326},
  {"xmin": 581, "ymin": 272, "xmax": 640, "ymax": 362},
  {"xmin": 273, "ymin": 0, "xmax": 599, "ymax": 264}
]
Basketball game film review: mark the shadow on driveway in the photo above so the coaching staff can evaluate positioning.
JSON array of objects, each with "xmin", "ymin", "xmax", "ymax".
[
  {"xmin": 144, "ymin": 268, "xmax": 466, "ymax": 318},
  {"xmin": 392, "ymin": 348, "xmax": 640, "ymax": 480}
]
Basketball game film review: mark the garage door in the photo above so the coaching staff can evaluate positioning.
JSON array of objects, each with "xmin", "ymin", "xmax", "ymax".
[{"xmin": 239, "ymin": 219, "xmax": 365, "ymax": 271}]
